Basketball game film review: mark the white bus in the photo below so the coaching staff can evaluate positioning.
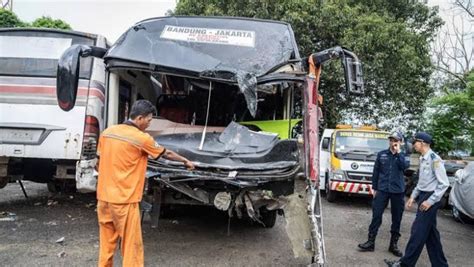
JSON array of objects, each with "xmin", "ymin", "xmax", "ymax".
[{"xmin": 0, "ymin": 28, "xmax": 107, "ymax": 192}]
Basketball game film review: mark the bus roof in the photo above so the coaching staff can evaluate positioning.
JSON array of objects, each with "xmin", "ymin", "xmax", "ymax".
[
  {"xmin": 105, "ymin": 16, "xmax": 300, "ymax": 77},
  {"xmin": 0, "ymin": 27, "xmax": 102, "ymax": 40}
]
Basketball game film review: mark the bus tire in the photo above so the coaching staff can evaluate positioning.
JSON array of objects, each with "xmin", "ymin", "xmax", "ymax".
[
  {"xmin": 48, "ymin": 182, "xmax": 62, "ymax": 193},
  {"xmin": 260, "ymin": 209, "xmax": 277, "ymax": 228}
]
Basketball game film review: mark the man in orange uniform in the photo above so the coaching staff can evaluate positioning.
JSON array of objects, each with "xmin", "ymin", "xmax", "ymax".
[{"xmin": 96, "ymin": 100, "xmax": 194, "ymax": 267}]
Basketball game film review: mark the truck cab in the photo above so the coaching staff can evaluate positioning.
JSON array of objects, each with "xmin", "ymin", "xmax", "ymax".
[{"xmin": 319, "ymin": 125, "xmax": 389, "ymax": 202}]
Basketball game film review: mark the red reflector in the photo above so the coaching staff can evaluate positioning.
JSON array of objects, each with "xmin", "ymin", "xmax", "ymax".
[{"xmin": 84, "ymin": 116, "xmax": 99, "ymax": 136}]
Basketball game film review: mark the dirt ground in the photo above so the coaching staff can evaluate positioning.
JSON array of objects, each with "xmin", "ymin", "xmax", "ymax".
[{"xmin": 1, "ymin": 181, "xmax": 473, "ymax": 267}]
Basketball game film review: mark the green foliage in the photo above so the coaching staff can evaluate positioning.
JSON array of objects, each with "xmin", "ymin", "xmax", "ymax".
[
  {"xmin": 0, "ymin": 10, "xmax": 71, "ymax": 30},
  {"xmin": 31, "ymin": 16, "xmax": 71, "ymax": 30},
  {"xmin": 0, "ymin": 9, "xmax": 26, "ymax": 27},
  {"xmin": 174, "ymin": 0, "xmax": 442, "ymax": 131},
  {"xmin": 425, "ymin": 71, "xmax": 474, "ymax": 157}
]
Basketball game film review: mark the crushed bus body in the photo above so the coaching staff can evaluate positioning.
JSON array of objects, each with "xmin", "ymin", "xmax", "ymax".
[{"xmin": 55, "ymin": 16, "xmax": 364, "ymax": 265}]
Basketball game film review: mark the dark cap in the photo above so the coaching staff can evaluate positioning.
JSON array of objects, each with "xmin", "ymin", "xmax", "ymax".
[
  {"xmin": 388, "ymin": 132, "xmax": 403, "ymax": 141},
  {"xmin": 413, "ymin": 132, "xmax": 433, "ymax": 144}
]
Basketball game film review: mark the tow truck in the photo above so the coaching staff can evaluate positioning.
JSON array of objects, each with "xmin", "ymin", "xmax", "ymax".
[{"xmin": 319, "ymin": 125, "xmax": 389, "ymax": 202}]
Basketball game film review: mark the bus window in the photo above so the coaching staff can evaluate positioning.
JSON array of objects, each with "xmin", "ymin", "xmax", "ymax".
[{"xmin": 0, "ymin": 30, "xmax": 94, "ymax": 78}]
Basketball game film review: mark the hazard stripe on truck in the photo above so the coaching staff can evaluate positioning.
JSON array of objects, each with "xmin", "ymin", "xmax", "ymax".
[{"xmin": 330, "ymin": 181, "xmax": 373, "ymax": 195}]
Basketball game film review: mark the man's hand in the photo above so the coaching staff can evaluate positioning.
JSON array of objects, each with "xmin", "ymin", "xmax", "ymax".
[
  {"xmin": 394, "ymin": 143, "xmax": 401, "ymax": 154},
  {"xmin": 419, "ymin": 201, "xmax": 432, "ymax": 212},
  {"xmin": 406, "ymin": 197, "xmax": 415, "ymax": 209},
  {"xmin": 184, "ymin": 160, "xmax": 195, "ymax": 170}
]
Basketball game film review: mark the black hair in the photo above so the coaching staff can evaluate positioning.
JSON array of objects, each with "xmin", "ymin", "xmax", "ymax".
[{"xmin": 129, "ymin": 100, "xmax": 156, "ymax": 119}]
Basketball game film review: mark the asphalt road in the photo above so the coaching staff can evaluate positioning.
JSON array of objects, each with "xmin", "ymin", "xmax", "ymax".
[
  {"xmin": 322, "ymin": 193, "xmax": 474, "ymax": 266},
  {"xmin": 1, "ymin": 181, "xmax": 473, "ymax": 266}
]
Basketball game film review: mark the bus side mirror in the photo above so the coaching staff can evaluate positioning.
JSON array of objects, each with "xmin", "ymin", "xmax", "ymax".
[
  {"xmin": 322, "ymin": 137, "xmax": 330, "ymax": 150},
  {"xmin": 342, "ymin": 57, "xmax": 364, "ymax": 95},
  {"xmin": 57, "ymin": 45, "xmax": 107, "ymax": 111}
]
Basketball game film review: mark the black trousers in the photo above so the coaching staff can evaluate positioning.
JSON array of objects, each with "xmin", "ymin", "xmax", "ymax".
[
  {"xmin": 400, "ymin": 191, "xmax": 448, "ymax": 267},
  {"xmin": 368, "ymin": 191, "xmax": 405, "ymax": 237}
]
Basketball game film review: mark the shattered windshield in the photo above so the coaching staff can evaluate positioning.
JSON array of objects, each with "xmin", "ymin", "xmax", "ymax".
[
  {"xmin": 106, "ymin": 16, "xmax": 299, "ymax": 117},
  {"xmin": 107, "ymin": 16, "xmax": 298, "ymax": 77}
]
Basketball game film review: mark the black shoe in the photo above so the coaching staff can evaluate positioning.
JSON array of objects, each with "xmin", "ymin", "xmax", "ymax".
[
  {"xmin": 358, "ymin": 233, "xmax": 376, "ymax": 251},
  {"xmin": 388, "ymin": 234, "xmax": 403, "ymax": 257},
  {"xmin": 384, "ymin": 259, "xmax": 408, "ymax": 267},
  {"xmin": 384, "ymin": 259, "xmax": 400, "ymax": 266}
]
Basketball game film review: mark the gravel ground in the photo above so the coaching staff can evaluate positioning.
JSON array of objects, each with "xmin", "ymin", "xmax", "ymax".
[
  {"xmin": 322, "ymin": 193, "xmax": 474, "ymax": 266},
  {"xmin": 0, "ymin": 181, "xmax": 301, "ymax": 267},
  {"xmin": 1, "ymin": 181, "xmax": 473, "ymax": 266}
]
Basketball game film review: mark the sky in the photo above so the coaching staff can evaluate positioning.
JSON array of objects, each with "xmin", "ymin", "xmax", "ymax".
[{"xmin": 12, "ymin": 0, "xmax": 177, "ymax": 42}]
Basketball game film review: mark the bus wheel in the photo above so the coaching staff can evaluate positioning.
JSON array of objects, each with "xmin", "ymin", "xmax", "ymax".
[
  {"xmin": 260, "ymin": 209, "xmax": 277, "ymax": 228},
  {"xmin": 47, "ymin": 181, "xmax": 61, "ymax": 193},
  {"xmin": 325, "ymin": 179, "xmax": 337, "ymax": 202}
]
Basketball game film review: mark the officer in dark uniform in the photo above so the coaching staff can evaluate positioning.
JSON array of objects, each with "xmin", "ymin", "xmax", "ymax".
[
  {"xmin": 385, "ymin": 132, "xmax": 449, "ymax": 267},
  {"xmin": 358, "ymin": 132, "xmax": 408, "ymax": 257}
]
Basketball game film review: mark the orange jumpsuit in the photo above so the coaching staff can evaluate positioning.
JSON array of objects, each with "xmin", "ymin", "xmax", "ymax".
[{"xmin": 96, "ymin": 122, "xmax": 165, "ymax": 267}]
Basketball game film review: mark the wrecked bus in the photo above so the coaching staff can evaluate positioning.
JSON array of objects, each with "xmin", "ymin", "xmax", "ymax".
[
  {"xmin": 56, "ymin": 16, "xmax": 364, "ymax": 264},
  {"xmin": 0, "ymin": 28, "xmax": 107, "ymax": 192}
]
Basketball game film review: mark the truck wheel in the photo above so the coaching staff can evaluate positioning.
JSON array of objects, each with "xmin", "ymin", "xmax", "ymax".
[
  {"xmin": 325, "ymin": 179, "xmax": 337, "ymax": 202},
  {"xmin": 260, "ymin": 209, "xmax": 277, "ymax": 228}
]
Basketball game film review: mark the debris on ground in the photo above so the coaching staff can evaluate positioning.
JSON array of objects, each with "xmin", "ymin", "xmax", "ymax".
[
  {"xmin": 34, "ymin": 202, "xmax": 42, "ymax": 206},
  {"xmin": 57, "ymin": 250, "xmax": 66, "ymax": 258},
  {"xmin": 47, "ymin": 200, "xmax": 58, "ymax": 206},
  {"xmin": 0, "ymin": 212, "xmax": 16, "ymax": 222},
  {"xmin": 85, "ymin": 203, "xmax": 95, "ymax": 208},
  {"xmin": 55, "ymin": 237, "xmax": 65, "ymax": 244},
  {"xmin": 172, "ymin": 220, "xmax": 179, "ymax": 225},
  {"xmin": 44, "ymin": 221, "xmax": 58, "ymax": 226}
]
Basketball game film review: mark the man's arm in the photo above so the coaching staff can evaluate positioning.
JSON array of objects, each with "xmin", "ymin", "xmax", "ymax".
[
  {"xmin": 162, "ymin": 150, "xmax": 195, "ymax": 170},
  {"xmin": 371, "ymin": 153, "xmax": 380, "ymax": 195},
  {"xmin": 426, "ymin": 159, "xmax": 449, "ymax": 205}
]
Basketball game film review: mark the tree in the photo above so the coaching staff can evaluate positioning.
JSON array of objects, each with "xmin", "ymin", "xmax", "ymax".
[
  {"xmin": 455, "ymin": 0, "xmax": 474, "ymax": 18},
  {"xmin": 31, "ymin": 16, "xmax": 71, "ymax": 30},
  {"xmin": 174, "ymin": 0, "xmax": 442, "ymax": 131},
  {"xmin": 432, "ymin": 1, "xmax": 473, "ymax": 86},
  {"xmin": 0, "ymin": 8, "xmax": 25, "ymax": 27},
  {"xmin": 0, "ymin": 10, "xmax": 71, "ymax": 30},
  {"xmin": 424, "ymin": 70, "xmax": 474, "ymax": 157},
  {"xmin": 424, "ymin": 0, "xmax": 473, "ymax": 156}
]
